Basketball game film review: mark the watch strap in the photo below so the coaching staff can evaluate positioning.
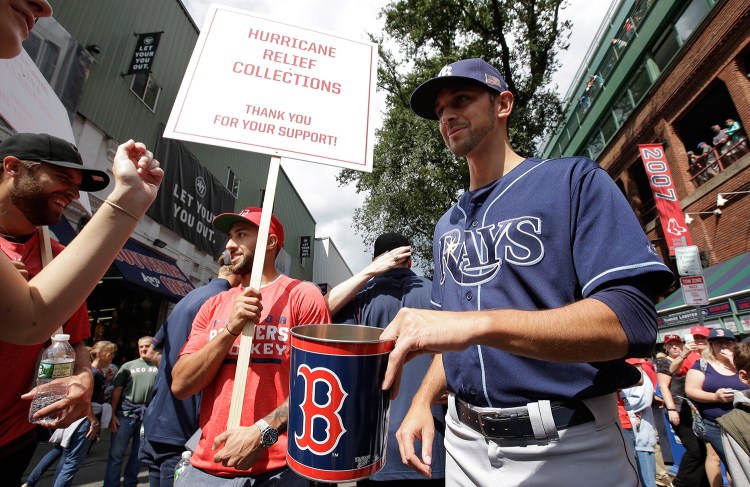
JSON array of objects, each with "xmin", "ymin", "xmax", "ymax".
[
  {"xmin": 255, "ymin": 418, "xmax": 278, "ymax": 447},
  {"xmin": 255, "ymin": 418, "xmax": 271, "ymax": 432}
]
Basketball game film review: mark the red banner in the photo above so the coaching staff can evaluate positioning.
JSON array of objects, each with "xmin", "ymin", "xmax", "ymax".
[{"xmin": 638, "ymin": 143, "xmax": 692, "ymax": 255}]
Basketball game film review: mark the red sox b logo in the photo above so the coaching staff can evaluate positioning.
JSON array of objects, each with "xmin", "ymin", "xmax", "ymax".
[{"xmin": 294, "ymin": 364, "xmax": 348, "ymax": 455}]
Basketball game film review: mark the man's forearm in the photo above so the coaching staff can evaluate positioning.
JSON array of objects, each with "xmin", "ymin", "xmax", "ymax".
[
  {"xmin": 413, "ymin": 355, "xmax": 447, "ymax": 407},
  {"xmin": 326, "ymin": 246, "xmax": 411, "ymax": 315},
  {"xmin": 433, "ymin": 298, "xmax": 629, "ymax": 362},
  {"xmin": 657, "ymin": 374, "xmax": 676, "ymax": 409},
  {"xmin": 669, "ymin": 354, "xmax": 686, "ymax": 374},
  {"xmin": 172, "ymin": 328, "xmax": 238, "ymax": 399},
  {"xmin": 326, "ymin": 272, "xmax": 373, "ymax": 316},
  {"xmin": 263, "ymin": 397, "xmax": 289, "ymax": 433},
  {"xmin": 482, "ymin": 299, "xmax": 629, "ymax": 361}
]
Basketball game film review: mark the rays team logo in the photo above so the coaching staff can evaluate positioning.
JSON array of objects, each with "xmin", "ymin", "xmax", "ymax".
[
  {"xmin": 440, "ymin": 216, "xmax": 544, "ymax": 286},
  {"xmin": 294, "ymin": 364, "xmax": 348, "ymax": 455},
  {"xmin": 438, "ymin": 65, "xmax": 452, "ymax": 77}
]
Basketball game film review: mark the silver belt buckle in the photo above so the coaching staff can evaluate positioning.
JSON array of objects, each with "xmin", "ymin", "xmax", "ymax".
[
  {"xmin": 477, "ymin": 411, "xmax": 519, "ymax": 439},
  {"xmin": 477, "ymin": 411, "xmax": 501, "ymax": 438}
]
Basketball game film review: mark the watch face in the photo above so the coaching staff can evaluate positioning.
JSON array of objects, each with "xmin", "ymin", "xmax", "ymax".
[{"xmin": 262, "ymin": 427, "xmax": 279, "ymax": 447}]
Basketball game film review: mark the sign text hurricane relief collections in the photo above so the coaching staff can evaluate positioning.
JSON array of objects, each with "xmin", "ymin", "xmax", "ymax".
[{"xmin": 165, "ymin": 5, "xmax": 377, "ymax": 170}]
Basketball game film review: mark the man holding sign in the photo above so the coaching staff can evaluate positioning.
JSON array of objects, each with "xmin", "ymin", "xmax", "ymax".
[{"xmin": 172, "ymin": 207, "xmax": 330, "ymax": 485}]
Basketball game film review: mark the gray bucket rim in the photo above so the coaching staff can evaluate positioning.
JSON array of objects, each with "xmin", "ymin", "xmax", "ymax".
[{"xmin": 290, "ymin": 323, "xmax": 391, "ymax": 344}]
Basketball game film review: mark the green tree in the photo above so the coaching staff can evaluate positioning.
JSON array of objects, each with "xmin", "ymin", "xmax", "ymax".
[{"xmin": 339, "ymin": 0, "xmax": 571, "ymax": 275}]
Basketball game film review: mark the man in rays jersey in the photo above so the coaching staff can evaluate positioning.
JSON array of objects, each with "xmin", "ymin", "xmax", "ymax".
[{"xmin": 380, "ymin": 58, "xmax": 674, "ymax": 486}]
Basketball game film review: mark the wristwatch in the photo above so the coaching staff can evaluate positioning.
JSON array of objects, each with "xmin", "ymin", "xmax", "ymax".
[{"xmin": 255, "ymin": 419, "xmax": 279, "ymax": 448}]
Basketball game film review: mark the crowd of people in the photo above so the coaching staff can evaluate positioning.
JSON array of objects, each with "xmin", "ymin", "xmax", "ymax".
[
  {"xmin": 688, "ymin": 119, "xmax": 748, "ymax": 187},
  {"xmin": 619, "ymin": 327, "xmax": 750, "ymax": 487},
  {"xmin": 3, "ymin": 2, "xmax": 750, "ymax": 486}
]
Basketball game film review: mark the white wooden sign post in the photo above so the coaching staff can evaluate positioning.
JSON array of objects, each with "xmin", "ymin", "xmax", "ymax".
[{"xmin": 164, "ymin": 3, "xmax": 378, "ymax": 428}]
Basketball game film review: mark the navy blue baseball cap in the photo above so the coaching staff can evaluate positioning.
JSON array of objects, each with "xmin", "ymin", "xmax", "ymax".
[
  {"xmin": 410, "ymin": 58, "xmax": 508, "ymax": 120},
  {"xmin": 708, "ymin": 328, "xmax": 737, "ymax": 341}
]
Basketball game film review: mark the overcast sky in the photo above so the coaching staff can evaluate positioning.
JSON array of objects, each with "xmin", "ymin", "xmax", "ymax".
[{"xmin": 182, "ymin": 0, "xmax": 616, "ymax": 274}]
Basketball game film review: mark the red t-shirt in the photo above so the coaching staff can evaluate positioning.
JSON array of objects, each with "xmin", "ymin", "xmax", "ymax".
[
  {"xmin": 180, "ymin": 275, "xmax": 330, "ymax": 477},
  {"xmin": 617, "ymin": 394, "xmax": 632, "ymax": 429},
  {"xmin": 0, "ymin": 232, "xmax": 90, "ymax": 450},
  {"xmin": 642, "ymin": 360, "xmax": 657, "ymax": 388}
]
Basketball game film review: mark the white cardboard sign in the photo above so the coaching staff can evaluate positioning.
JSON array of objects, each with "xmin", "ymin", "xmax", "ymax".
[
  {"xmin": 680, "ymin": 275, "xmax": 709, "ymax": 306},
  {"xmin": 0, "ymin": 52, "xmax": 75, "ymax": 142},
  {"xmin": 165, "ymin": 4, "xmax": 378, "ymax": 171}
]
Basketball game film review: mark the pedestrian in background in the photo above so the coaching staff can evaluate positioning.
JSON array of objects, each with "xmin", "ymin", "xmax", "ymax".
[{"xmin": 104, "ymin": 337, "xmax": 158, "ymax": 487}]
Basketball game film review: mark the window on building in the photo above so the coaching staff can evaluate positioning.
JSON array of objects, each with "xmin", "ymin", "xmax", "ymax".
[
  {"xmin": 612, "ymin": 91, "xmax": 634, "ymax": 127},
  {"xmin": 600, "ymin": 50, "xmax": 618, "ymax": 81},
  {"xmin": 585, "ymin": 132, "xmax": 605, "ymax": 160},
  {"xmin": 23, "ymin": 32, "xmax": 42, "ymax": 59},
  {"xmin": 130, "ymin": 74, "xmax": 161, "ymax": 112},
  {"xmin": 674, "ymin": 81, "xmax": 747, "ymax": 187},
  {"xmin": 226, "ymin": 167, "xmax": 240, "ymax": 199},
  {"xmin": 628, "ymin": 65, "xmax": 652, "ymax": 105},
  {"xmin": 23, "ymin": 32, "xmax": 61, "ymax": 82},
  {"xmin": 600, "ymin": 113, "xmax": 618, "ymax": 143},
  {"xmin": 652, "ymin": 27, "xmax": 680, "ymax": 72},
  {"xmin": 559, "ymin": 126, "xmax": 570, "ymax": 150},
  {"xmin": 37, "ymin": 42, "xmax": 60, "ymax": 82},
  {"xmin": 675, "ymin": 0, "xmax": 711, "ymax": 43}
]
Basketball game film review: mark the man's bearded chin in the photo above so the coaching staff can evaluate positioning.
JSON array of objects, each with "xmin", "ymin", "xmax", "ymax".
[
  {"xmin": 9, "ymin": 185, "xmax": 62, "ymax": 227},
  {"xmin": 233, "ymin": 253, "xmax": 254, "ymax": 275}
]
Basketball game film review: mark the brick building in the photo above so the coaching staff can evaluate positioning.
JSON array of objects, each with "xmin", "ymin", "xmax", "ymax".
[{"xmin": 542, "ymin": 0, "xmax": 750, "ymax": 337}]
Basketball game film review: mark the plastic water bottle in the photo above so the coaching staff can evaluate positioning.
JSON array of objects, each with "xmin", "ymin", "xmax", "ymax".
[
  {"xmin": 28, "ymin": 334, "xmax": 75, "ymax": 425},
  {"xmin": 174, "ymin": 450, "xmax": 192, "ymax": 481}
]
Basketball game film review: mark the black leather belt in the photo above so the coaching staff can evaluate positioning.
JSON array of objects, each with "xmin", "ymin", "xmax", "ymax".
[{"xmin": 456, "ymin": 399, "xmax": 594, "ymax": 439}]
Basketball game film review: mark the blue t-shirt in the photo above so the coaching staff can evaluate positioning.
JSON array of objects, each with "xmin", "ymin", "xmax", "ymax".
[
  {"xmin": 335, "ymin": 268, "xmax": 446, "ymax": 481},
  {"xmin": 432, "ymin": 157, "xmax": 674, "ymax": 407},
  {"xmin": 690, "ymin": 360, "xmax": 745, "ymax": 420},
  {"xmin": 143, "ymin": 277, "xmax": 232, "ymax": 446}
]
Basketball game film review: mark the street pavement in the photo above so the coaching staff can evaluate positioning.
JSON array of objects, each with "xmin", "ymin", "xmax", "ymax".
[
  {"xmin": 21, "ymin": 429, "xmax": 149, "ymax": 487},
  {"xmin": 22, "ymin": 429, "xmax": 355, "ymax": 487}
]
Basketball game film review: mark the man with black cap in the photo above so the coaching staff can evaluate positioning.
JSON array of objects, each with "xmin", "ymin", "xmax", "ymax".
[
  {"xmin": 0, "ymin": 132, "xmax": 109, "ymax": 481},
  {"xmin": 380, "ymin": 58, "xmax": 674, "ymax": 485},
  {"xmin": 172, "ymin": 207, "xmax": 330, "ymax": 486},
  {"xmin": 328, "ymin": 232, "xmax": 445, "ymax": 486}
]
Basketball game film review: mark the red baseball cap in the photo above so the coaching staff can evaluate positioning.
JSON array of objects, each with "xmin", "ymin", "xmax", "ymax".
[
  {"xmin": 213, "ymin": 206, "xmax": 285, "ymax": 249},
  {"xmin": 691, "ymin": 326, "xmax": 710, "ymax": 338},
  {"xmin": 663, "ymin": 334, "xmax": 682, "ymax": 344},
  {"xmin": 625, "ymin": 358, "xmax": 645, "ymax": 365}
]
